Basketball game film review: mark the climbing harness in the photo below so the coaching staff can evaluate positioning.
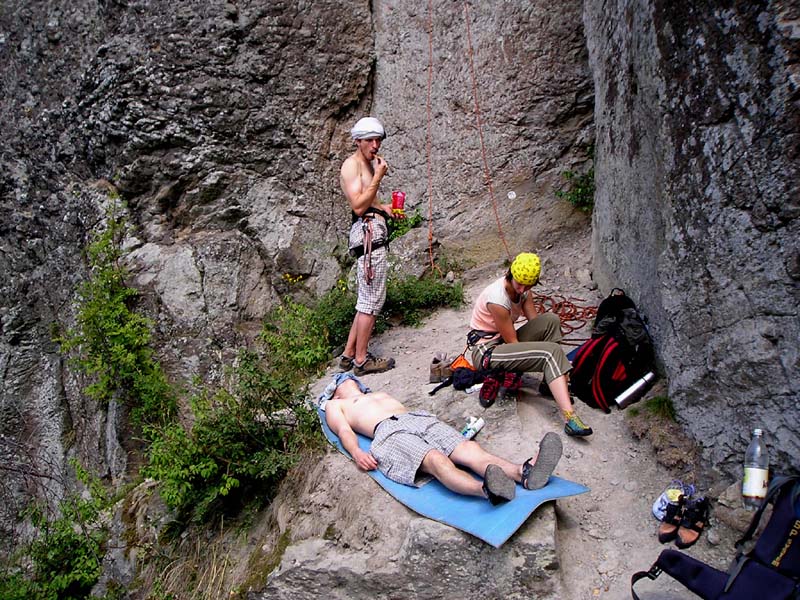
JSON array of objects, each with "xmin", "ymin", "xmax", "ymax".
[{"xmin": 349, "ymin": 207, "xmax": 391, "ymax": 284}]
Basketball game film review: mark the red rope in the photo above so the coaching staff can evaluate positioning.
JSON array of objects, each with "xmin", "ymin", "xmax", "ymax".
[
  {"xmin": 463, "ymin": 2, "xmax": 511, "ymax": 261},
  {"xmin": 531, "ymin": 291, "xmax": 598, "ymax": 346}
]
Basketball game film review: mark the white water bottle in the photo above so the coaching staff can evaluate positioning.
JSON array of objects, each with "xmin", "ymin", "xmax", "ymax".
[
  {"xmin": 742, "ymin": 428, "xmax": 769, "ymax": 510},
  {"xmin": 460, "ymin": 417, "xmax": 484, "ymax": 439}
]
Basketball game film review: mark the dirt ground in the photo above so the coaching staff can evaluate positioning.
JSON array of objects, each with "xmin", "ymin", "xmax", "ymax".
[{"xmin": 344, "ymin": 224, "xmax": 749, "ymax": 600}]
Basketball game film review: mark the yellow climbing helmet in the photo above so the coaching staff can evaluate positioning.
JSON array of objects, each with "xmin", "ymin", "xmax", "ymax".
[{"xmin": 510, "ymin": 252, "xmax": 541, "ymax": 286}]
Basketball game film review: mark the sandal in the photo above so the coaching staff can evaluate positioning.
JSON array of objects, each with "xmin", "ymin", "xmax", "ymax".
[
  {"xmin": 657, "ymin": 494, "xmax": 685, "ymax": 543},
  {"xmin": 676, "ymin": 497, "xmax": 710, "ymax": 549},
  {"xmin": 521, "ymin": 432, "xmax": 563, "ymax": 490},
  {"xmin": 482, "ymin": 464, "xmax": 516, "ymax": 505}
]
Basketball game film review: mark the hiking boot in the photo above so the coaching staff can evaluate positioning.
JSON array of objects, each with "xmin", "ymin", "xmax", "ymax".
[
  {"xmin": 479, "ymin": 374, "xmax": 501, "ymax": 408},
  {"xmin": 429, "ymin": 352, "xmax": 448, "ymax": 383},
  {"xmin": 338, "ymin": 355, "xmax": 354, "ymax": 371},
  {"xmin": 564, "ymin": 411, "xmax": 593, "ymax": 437},
  {"xmin": 353, "ymin": 355, "xmax": 396, "ymax": 376}
]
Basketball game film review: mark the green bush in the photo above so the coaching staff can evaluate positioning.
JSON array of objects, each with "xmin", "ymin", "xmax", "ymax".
[
  {"xmin": 314, "ymin": 280, "xmax": 357, "ymax": 350},
  {"xmin": 555, "ymin": 146, "xmax": 595, "ymax": 213},
  {"xmin": 144, "ymin": 350, "xmax": 321, "ymax": 522},
  {"xmin": 299, "ymin": 273, "xmax": 463, "ymax": 351},
  {"xmin": 383, "ymin": 274, "xmax": 464, "ymax": 327},
  {"xmin": 57, "ymin": 210, "xmax": 176, "ymax": 432},
  {"xmin": 389, "ymin": 208, "xmax": 423, "ymax": 242},
  {"xmin": 0, "ymin": 463, "xmax": 108, "ymax": 600},
  {"xmin": 260, "ymin": 300, "xmax": 332, "ymax": 384}
]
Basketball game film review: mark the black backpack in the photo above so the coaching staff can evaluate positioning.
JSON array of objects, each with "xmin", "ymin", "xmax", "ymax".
[
  {"xmin": 631, "ymin": 475, "xmax": 800, "ymax": 599},
  {"xmin": 570, "ymin": 288, "xmax": 655, "ymax": 412}
]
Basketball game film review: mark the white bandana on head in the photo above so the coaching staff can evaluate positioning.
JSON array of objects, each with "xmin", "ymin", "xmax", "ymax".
[{"xmin": 351, "ymin": 117, "xmax": 386, "ymax": 140}]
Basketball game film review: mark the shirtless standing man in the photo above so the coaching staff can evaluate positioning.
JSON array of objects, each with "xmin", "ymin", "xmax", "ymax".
[
  {"xmin": 321, "ymin": 374, "xmax": 564, "ymax": 504},
  {"xmin": 338, "ymin": 117, "xmax": 400, "ymax": 376}
]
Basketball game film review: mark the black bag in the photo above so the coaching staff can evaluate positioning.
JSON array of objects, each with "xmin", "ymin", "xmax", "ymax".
[
  {"xmin": 631, "ymin": 475, "xmax": 800, "ymax": 599},
  {"xmin": 570, "ymin": 289, "xmax": 654, "ymax": 412}
]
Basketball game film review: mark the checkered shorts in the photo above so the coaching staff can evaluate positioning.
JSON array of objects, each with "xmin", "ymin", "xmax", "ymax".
[
  {"xmin": 370, "ymin": 411, "xmax": 465, "ymax": 486},
  {"xmin": 355, "ymin": 246, "xmax": 388, "ymax": 315},
  {"xmin": 350, "ymin": 218, "xmax": 389, "ymax": 315}
]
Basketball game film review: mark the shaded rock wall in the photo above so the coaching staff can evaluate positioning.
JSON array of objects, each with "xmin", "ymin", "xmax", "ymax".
[
  {"xmin": 584, "ymin": 0, "xmax": 800, "ymax": 476},
  {"xmin": 0, "ymin": 0, "xmax": 376, "ymax": 538}
]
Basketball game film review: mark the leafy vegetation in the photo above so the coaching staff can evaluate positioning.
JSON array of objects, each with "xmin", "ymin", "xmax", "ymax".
[
  {"xmin": 0, "ymin": 463, "xmax": 109, "ymax": 600},
  {"xmin": 626, "ymin": 395, "xmax": 676, "ymax": 421},
  {"xmin": 643, "ymin": 395, "xmax": 676, "ymax": 421},
  {"xmin": 555, "ymin": 146, "xmax": 595, "ymax": 213},
  {"xmin": 144, "ymin": 351, "xmax": 321, "ymax": 523},
  {"xmin": 12, "ymin": 196, "xmax": 463, "ymax": 595},
  {"xmin": 56, "ymin": 210, "xmax": 176, "ymax": 433},
  {"xmin": 389, "ymin": 208, "xmax": 423, "ymax": 241},
  {"xmin": 383, "ymin": 274, "xmax": 464, "ymax": 328}
]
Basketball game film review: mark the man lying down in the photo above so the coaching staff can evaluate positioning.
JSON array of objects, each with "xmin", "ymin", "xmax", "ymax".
[{"xmin": 318, "ymin": 373, "xmax": 563, "ymax": 505}]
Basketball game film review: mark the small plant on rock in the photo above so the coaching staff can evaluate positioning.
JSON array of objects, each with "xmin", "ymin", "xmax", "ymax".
[{"xmin": 555, "ymin": 146, "xmax": 595, "ymax": 213}]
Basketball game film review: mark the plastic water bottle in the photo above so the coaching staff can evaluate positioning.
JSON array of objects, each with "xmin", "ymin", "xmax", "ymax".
[
  {"xmin": 460, "ymin": 417, "xmax": 484, "ymax": 439},
  {"xmin": 742, "ymin": 428, "xmax": 769, "ymax": 510}
]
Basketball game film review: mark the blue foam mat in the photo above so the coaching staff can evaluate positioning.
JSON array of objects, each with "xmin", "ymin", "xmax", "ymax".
[{"xmin": 318, "ymin": 408, "xmax": 589, "ymax": 547}]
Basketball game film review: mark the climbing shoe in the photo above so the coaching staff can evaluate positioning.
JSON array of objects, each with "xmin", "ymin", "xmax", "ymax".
[
  {"xmin": 564, "ymin": 411, "xmax": 593, "ymax": 437},
  {"xmin": 479, "ymin": 374, "xmax": 501, "ymax": 408},
  {"xmin": 521, "ymin": 432, "xmax": 563, "ymax": 490},
  {"xmin": 353, "ymin": 355, "xmax": 395, "ymax": 376},
  {"xmin": 500, "ymin": 371, "xmax": 523, "ymax": 400},
  {"xmin": 338, "ymin": 355, "xmax": 354, "ymax": 371}
]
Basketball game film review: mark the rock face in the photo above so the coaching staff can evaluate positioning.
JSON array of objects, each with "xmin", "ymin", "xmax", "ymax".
[
  {"xmin": 584, "ymin": 0, "xmax": 800, "ymax": 476},
  {"xmin": 0, "ymin": 0, "xmax": 592, "ymax": 511},
  {"xmin": 6, "ymin": 0, "xmax": 797, "ymax": 596},
  {"xmin": 0, "ymin": 0, "xmax": 377, "ymax": 526}
]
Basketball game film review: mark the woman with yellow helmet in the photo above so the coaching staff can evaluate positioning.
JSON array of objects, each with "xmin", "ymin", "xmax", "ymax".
[{"xmin": 468, "ymin": 252, "xmax": 592, "ymax": 437}]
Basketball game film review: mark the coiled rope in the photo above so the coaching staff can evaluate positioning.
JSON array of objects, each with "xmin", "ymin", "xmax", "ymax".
[{"xmin": 530, "ymin": 291, "xmax": 598, "ymax": 346}]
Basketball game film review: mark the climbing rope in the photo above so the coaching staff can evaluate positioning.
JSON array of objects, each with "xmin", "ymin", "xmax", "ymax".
[
  {"xmin": 463, "ymin": 2, "xmax": 511, "ymax": 261},
  {"xmin": 531, "ymin": 291, "xmax": 598, "ymax": 346}
]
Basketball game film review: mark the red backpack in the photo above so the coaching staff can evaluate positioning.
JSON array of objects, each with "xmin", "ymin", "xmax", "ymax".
[{"xmin": 570, "ymin": 289, "xmax": 655, "ymax": 412}]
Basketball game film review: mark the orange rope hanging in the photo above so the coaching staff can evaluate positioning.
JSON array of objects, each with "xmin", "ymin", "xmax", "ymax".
[{"xmin": 463, "ymin": 2, "xmax": 511, "ymax": 261}]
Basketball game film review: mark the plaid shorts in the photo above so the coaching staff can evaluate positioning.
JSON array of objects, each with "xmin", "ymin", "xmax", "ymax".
[
  {"xmin": 370, "ymin": 411, "xmax": 465, "ymax": 486},
  {"xmin": 350, "ymin": 218, "xmax": 389, "ymax": 315},
  {"xmin": 355, "ymin": 246, "xmax": 388, "ymax": 315}
]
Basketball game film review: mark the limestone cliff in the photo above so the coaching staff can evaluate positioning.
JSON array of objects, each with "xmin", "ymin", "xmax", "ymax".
[{"xmin": 584, "ymin": 0, "xmax": 800, "ymax": 474}]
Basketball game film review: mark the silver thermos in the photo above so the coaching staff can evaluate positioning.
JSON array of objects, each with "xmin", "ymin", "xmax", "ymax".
[{"xmin": 615, "ymin": 371, "xmax": 656, "ymax": 409}]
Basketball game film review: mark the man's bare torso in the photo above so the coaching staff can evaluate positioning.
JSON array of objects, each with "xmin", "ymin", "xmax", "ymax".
[{"xmin": 328, "ymin": 391, "xmax": 408, "ymax": 438}]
